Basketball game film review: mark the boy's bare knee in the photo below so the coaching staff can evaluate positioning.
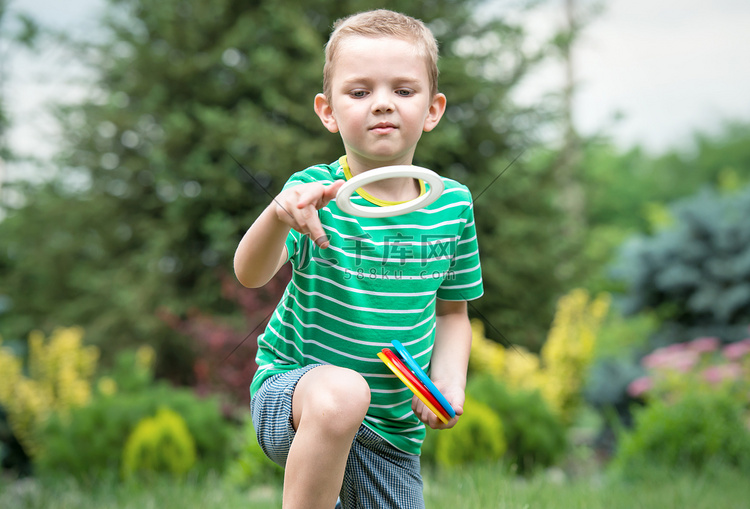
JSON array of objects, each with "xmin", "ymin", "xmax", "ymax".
[
  {"xmin": 300, "ymin": 367, "xmax": 370, "ymax": 436},
  {"xmin": 335, "ymin": 368, "xmax": 371, "ymax": 416}
]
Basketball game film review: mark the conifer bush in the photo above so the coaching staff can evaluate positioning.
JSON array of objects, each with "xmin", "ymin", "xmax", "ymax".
[{"xmin": 611, "ymin": 186, "xmax": 750, "ymax": 345}]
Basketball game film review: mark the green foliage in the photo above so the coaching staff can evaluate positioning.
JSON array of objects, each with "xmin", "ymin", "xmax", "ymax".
[
  {"xmin": 466, "ymin": 374, "xmax": 567, "ymax": 473},
  {"xmin": 422, "ymin": 396, "xmax": 506, "ymax": 469},
  {"xmin": 594, "ymin": 308, "xmax": 657, "ymax": 360},
  {"xmin": 611, "ymin": 184, "xmax": 750, "ymax": 344},
  {"xmin": 613, "ymin": 390, "xmax": 750, "ymax": 477},
  {"xmin": 107, "ymin": 345, "xmax": 155, "ymax": 394},
  {"xmin": 36, "ymin": 380, "xmax": 233, "ymax": 480},
  {"xmin": 224, "ymin": 413, "xmax": 282, "ymax": 488},
  {"xmin": 121, "ymin": 407, "xmax": 197, "ymax": 479}
]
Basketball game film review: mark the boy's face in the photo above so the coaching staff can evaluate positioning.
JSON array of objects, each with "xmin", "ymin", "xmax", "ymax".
[{"xmin": 315, "ymin": 35, "xmax": 446, "ymax": 171}]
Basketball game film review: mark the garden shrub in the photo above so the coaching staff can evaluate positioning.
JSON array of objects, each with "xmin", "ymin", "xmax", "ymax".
[
  {"xmin": 422, "ymin": 396, "xmax": 506, "ymax": 469},
  {"xmin": 121, "ymin": 407, "xmax": 197, "ymax": 479},
  {"xmin": 613, "ymin": 390, "xmax": 750, "ymax": 477},
  {"xmin": 466, "ymin": 374, "xmax": 567, "ymax": 473},
  {"xmin": 225, "ymin": 413, "xmax": 283, "ymax": 487},
  {"xmin": 36, "ymin": 380, "xmax": 234, "ymax": 480},
  {"xmin": 470, "ymin": 288, "xmax": 610, "ymax": 424}
]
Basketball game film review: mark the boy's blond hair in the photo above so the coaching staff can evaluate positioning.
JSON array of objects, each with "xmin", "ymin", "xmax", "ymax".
[{"xmin": 323, "ymin": 9, "xmax": 440, "ymax": 101}]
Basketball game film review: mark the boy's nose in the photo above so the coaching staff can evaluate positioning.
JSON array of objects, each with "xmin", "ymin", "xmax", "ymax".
[{"xmin": 371, "ymin": 90, "xmax": 395, "ymax": 114}]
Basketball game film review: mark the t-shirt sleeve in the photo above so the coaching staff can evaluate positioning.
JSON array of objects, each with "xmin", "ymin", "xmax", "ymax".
[{"xmin": 436, "ymin": 189, "xmax": 484, "ymax": 301}]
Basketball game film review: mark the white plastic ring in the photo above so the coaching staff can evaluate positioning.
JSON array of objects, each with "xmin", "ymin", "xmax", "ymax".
[{"xmin": 335, "ymin": 166, "xmax": 444, "ymax": 218}]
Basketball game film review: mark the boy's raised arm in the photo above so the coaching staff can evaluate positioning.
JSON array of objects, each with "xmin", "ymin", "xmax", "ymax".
[{"xmin": 234, "ymin": 180, "xmax": 343, "ymax": 288}]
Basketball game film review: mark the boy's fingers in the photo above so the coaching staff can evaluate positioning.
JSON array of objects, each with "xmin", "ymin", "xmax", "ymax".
[
  {"xmin": 297, "ymin": 182, "xmax": 342, "ymax": 210},
  {"xmin": 276, "ymin": 182, "xmax": 341, "ymax": 245},
  {"xmin": 313, "ymin": 235, "xmax": 330, "ymax": 249},
  {"xmin": 296, "ymin": 188, "xmax": 317, "ymax": 209},
  {"xmin": 324, "ymin": 180, "xmax": 345, "ymax": 202},
  {"xmin": 303, "ymin": 214, "xmax": 329, "ymax": 248}
]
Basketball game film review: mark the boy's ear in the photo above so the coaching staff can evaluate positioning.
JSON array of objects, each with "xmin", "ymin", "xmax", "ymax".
[
  {"xmin": 423, "ymin": 93, "xmax": 447, "ymax": 133},
  {"xmin": 314, "ymin": 93, "xmax": 339, "ymax": 133}
]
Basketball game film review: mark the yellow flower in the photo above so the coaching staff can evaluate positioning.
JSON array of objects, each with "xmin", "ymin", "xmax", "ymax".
[
  {"xmin": 0, "ymin": 327, "xmax": 99, "ymax": 457},
  {"xmin": 469, "ymin": 288, "xmax": 610, "ymax": 424},
  {"xmin": 504, "ymin": 347, "xmax": 541, "ymax": 391}
]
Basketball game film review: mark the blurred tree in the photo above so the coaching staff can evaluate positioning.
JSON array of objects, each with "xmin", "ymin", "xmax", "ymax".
[
  {"xmin": 583, "ymin": 122, "xmax": 750, "ymax": 234},
  {"xmin": 0, "ymin": 0, "xmax": 569, "ymax": 381}
]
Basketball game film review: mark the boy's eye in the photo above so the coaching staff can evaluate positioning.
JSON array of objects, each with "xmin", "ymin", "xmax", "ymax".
[
  {"xmin": 396, "ymin": 89, "xmax": 414, "ymax": 97},
  {"xmin": 350, "ymin": 90, "xmax": 368, "ymax": 98}
]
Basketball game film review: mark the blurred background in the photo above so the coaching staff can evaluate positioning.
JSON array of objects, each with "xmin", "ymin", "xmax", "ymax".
[{"xmin": 1, "ymin": 0, "xmax": 750, "ymax": 507}]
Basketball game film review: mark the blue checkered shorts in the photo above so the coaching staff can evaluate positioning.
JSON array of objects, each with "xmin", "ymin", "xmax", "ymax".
[{"xmin": 250, "ymin": 364, "xmax": 425, "ymax": 509}]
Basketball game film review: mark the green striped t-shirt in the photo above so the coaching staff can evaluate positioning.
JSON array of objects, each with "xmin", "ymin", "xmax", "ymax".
[{"xmin": 250, "ymin": 156, "xmax": 483, "ymax": 455}]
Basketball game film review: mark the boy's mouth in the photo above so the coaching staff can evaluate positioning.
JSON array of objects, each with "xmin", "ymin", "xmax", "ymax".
[{"xmin": 370, "ymin": 122, "xmax": 397, "ymax": 134}]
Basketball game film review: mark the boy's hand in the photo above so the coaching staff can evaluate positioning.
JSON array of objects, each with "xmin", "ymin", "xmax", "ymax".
[
  {"xmin": 412, "ymin": 384, "xmax": 465, "ymax": 430},
  {"xmin": 273, "ymin": 181, "xmax": 344, "ymax": 248}
]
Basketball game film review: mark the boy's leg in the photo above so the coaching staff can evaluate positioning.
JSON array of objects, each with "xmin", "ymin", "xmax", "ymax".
[{"xmin": 283, "ymin": 365, "xmax": 371, "ymax": 509}]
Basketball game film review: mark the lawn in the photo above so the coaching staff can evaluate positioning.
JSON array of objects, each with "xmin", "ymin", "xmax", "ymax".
[{"xmin": 2, "ymin": 463, "xmax": 749, "ymax": 509}]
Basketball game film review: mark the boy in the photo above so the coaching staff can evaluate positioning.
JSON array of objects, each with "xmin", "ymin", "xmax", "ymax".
[{"xmin": 234, "ymin": 9, "xmax": 483, "ymax": 509}]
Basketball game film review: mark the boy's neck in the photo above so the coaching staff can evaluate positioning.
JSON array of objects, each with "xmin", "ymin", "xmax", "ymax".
[{"xmin": 344, "ymin": 155, "xmax": 422, "ymax": 203}]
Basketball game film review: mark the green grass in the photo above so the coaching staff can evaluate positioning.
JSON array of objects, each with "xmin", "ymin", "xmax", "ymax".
[
  {"xmin": 0, "ymin": 472, "xmax": 282, "ymax": 509},
  {"xmin": 424, "ymin": 463, "xmax": 750, "ymax": 508},
  {"xmin": 2, "ymin": 464, "xmax": 749, "ymax": 508}
]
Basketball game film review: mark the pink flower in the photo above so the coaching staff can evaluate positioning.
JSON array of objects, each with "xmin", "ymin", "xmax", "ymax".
[
  {"xmin": 701, "ymin": 363, "xmax": 743, "ymax": 384},
  {"xmin": 722, "ymin": 339, "xmax": 750, "ymax": 362},
  {"xmin": 641, "ymin": 348, "xmax": 674, "ymax": 369},
  {"xmin": 642, "ymin": 348, "xmax": 699, "ymax": 372},
  {"xmin": 627, "ymin": 376, "xmax": 653, "ymax": 397},
  {"xmin": 671, "ymin": 351, "xmax": 701, "ymax": 372},
  {"xmin": 688, "ymin": 337, "xmax": 720, "ymax": 353}
]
